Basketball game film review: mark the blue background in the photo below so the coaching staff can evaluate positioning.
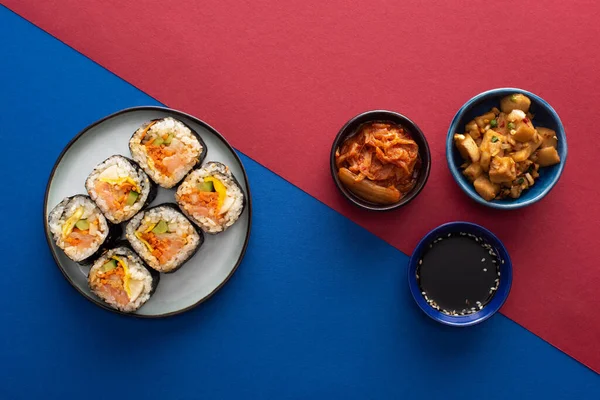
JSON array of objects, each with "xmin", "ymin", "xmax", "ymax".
[{"xmin": 1, "ymin": 7, "xmax": 598, "ymax": 399}]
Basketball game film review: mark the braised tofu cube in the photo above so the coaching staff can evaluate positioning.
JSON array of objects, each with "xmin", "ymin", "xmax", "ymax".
[
  {"xmin": 500, "ymin": 93, "xmax": 531, "ymax": 113},
  {"xmin": 454, "ymin": 133, "xmax": 480, "ymax": 162},
  {"xmin": 475, "ymin": 111, "xmax": 496, "ymax": 129},
  {"xmin": 480, "ymin": 150, "xmax": 492, "ymax": 172},
  {"xmin": 489, "ymin": 156, "xmax": 517, "ymax": 183},
  {"xmin": 537, "ymin": 127, "xmax": 558, "ymax": 148},
  {"xmin": 481, "ymin": 130, "xmax": 504, "ymax": 157},
  {"xmin": 511, "ymin": 133, "xmax": 543, "ymax": 162},
  {"xmin": 466, "ymin": 120, "xmax": 481, "ymax": 139},
  {"xmin": 510, "ymin": 121, "xmax": 536, "ymax": 142},
  {"xmin": 511, "ymin": 146, "xmax": 533, "ymax": 162},
  {"xmin": 474, "ymin": 175, "xmax": 500, "ymax": 201},
  {"xmin": 463, "ymin": 162, "xmax": 483, "ymax": 182},
  {"xmin": 537, "ymin": 146, "xmax": 561, "ymax": 167}
]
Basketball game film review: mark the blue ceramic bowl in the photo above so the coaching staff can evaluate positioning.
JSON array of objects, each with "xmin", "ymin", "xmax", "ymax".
[
  {"xmin": 447, "ymin": 88, "xmax": 567, "ymax": 209},
  {"xmin": 407, "ymin": 222, "xmax": 513, "ymax": 327}
]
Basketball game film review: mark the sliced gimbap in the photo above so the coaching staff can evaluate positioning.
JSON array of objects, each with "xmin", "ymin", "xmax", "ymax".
[
  {"xmin": 129, "ymin": 117, "xmax": 206, "ymax": 188},
  {"xmin": 88, "ymin": 245, "xmax": 159, "ymax": 312},
  {"xmin": 125, "ymin": 204, "xmax": 203, "ymax": 273},
  {"xmin": 85, "ymin": 155, "xmax": 156, "ymax": 224},
  {"xmin": 175, "ymin": 162, "xmax": 245, "ymax": 234},
  {"xmin": 48, "ymin": 195, "xmax": 120, "ymax": 264}
]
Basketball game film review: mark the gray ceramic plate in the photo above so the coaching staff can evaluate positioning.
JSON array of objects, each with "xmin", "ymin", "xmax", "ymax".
[{"xmin": 44, "ymin": 106, "xmax": 252, "ymax": 317}]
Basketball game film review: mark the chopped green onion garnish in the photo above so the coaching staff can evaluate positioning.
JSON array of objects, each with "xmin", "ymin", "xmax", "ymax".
[
  {"xmin": 491, "ymin": 136, "xmax": 499, "ymax": 143},
  {"xmin": 517, "ymin": 178, "xmax": 524, "ymax": 184},
  {"xmin": 507, "ymin": 122, "xmax": 515, "ymax": 129},
  {"xmin": 490, "ymin": 119, "xmax": 497, "ymax": 127},
  {"xmin": 510, "ymin": 94, "xmax": 518, "ymax": 102}
]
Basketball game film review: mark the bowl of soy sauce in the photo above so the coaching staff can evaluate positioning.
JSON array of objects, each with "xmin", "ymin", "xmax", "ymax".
[{"xmin": 408, "ymin": 222, "xmax": 513, "ymax": 327}]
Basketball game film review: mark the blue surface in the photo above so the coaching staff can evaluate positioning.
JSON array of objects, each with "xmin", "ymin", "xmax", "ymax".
[
  {"xmin": 408, "ymin": 222, "xmax": 512, "ymax": 327},
  {"xmin": 1, "ymin": 6, "xmax": 598, "ymax": 399},
  {"xmin": 446, "ymin": 88, "xmax": 567, "ymax": 209}
]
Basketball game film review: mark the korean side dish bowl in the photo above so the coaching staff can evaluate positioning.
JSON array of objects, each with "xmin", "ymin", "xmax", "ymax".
[
  {"xmin": 407, "ymin": 221, "xmax": 513, "ymax": 327},
  {"xmin": 447, "ymin": 88, "xmax": 567, "ymax": 209},
  {"xmin": 330, "ymin": 110, "xmax": 431, "ymax": 211}
]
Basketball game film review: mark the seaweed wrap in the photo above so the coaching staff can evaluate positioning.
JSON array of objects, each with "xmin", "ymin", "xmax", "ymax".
[
  {"xmin": 85, "ymin": 155, "xmax": 156, "ymax": 224},
  {"xmin": 47, "ymin": 195, "xmax": 121, "ymax": 264},
  {"xmin": 129, "ymin": 117, "xmax": 207, "ymax": 188},
  {"xmin": 175, "ymin": 162, "xmax": 245, "ymax": 234},
  {"xmin": 88, "ymin": 245, "xmax": 159, "ymax": 312},
  {"xmin": 125, "ymin": 204, "xmax": 203, "ymax": 273}
]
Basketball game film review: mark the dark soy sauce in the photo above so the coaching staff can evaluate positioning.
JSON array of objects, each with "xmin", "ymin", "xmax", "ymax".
[{"xmin": 416, "ymin": 233, "xmax": 500, "ymax": 316}]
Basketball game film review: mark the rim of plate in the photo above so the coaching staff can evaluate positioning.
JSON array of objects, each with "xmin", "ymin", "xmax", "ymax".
[{"xmin": 43, "ymin": 106, "xmax": 253, "ymax": 319}]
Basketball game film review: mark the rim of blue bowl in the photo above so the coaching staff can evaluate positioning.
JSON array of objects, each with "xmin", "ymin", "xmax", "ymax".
[
  {"xmin": 407, "ymin": 221, "xmax": 513, "ymax": 327},
  {"xmin": 446, "ymin": 87, "xmax": 568, "ymax": 209}
]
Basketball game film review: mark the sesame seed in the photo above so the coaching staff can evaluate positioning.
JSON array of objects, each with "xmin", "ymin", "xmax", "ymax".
[
  {"xmin": 419, "ymin": 259, "xmax": 422, "ymax": 265},
  {"xmin": 483, "ymin": 268, "xmax": 487, "ymax": 272},
  {"xmin": 481, "ymin": 258, "xmax": 486, "ymax": 262}
]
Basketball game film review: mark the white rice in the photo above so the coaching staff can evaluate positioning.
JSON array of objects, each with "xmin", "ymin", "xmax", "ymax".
[
  {"xmin": 47, "ymin": 195, "xmax": 109, "ymax": 262},
  {"xmin": 175, "ymin": 162, "xmax": 245, "ymax": 234},
  {"xmin": 85, "ymin": 155, "xmax": 152, "ymax": 223},
  {"xmin": 129, "ymin": 117, "xmax": 203, "ymax": 188},
  {"xmin": 88, "ymin": 247, "xmax": 155, "ymax": 312},
  {"xmin": 125, "ymin": 205, "xmax": 201, "ymax": 272}
]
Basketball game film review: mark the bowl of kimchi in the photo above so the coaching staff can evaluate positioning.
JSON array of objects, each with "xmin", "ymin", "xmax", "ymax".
[{"xmin": 331, "ymin": 110, "xmax": 431, "ymax": 211}]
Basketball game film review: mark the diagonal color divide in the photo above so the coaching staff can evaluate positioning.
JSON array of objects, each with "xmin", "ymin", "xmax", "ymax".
[{"xmin": 3, "ymin": 0, "xmax": 600, "ymax": 373}]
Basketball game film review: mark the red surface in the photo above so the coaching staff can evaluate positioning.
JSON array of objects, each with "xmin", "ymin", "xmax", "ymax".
[{"xmin": 5, "ymin": 0, "xmax": 600, "ymax": 371}]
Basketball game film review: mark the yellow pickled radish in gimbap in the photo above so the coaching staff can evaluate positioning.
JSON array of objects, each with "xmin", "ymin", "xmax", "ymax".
[
  {"xmin": 47, "ymin": 195, "xmax": 116, "ymax": 264},
  {"xmin": 85, "ymin": 155, "xmax": 156, "ymax": 224},
  {"xmin": 175, "ymin": 162, "xmax": 245, "ymax": 234},
  {"xmin": 125, "ymin": 204, "xmax": 203, "ymax": 273},
  {"xmin": 88, "ymin": 246, "xmax": 159, "ymax": 312},
  {"xmin": 129, "ymin": 117, "xmax": 206, "ymax": 188}
]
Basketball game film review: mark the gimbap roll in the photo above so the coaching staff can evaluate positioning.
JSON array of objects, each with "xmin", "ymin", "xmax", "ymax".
[
  {"xmin": 125, "ymin": 204, "xmax": 203, "ymax": 273},
  {"xmin": 47, "ymin": 195, "xmax": 120, "ymax": 264},
  {"xmin": 85, "ymin": 155, "xmax": 156, "ymax": 224},
  {"xmin": 88, "ymin": 245, "xmax": 159, "ymax": 312},
  {"xmin": 129, "ymin": 117, "xmax": 206, "ymax": 188},
  {"xmin": 175, "ymin": 162, "xmax": 245, "ymax": 234}
]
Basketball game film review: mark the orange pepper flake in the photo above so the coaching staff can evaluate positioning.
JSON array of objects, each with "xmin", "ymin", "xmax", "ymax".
[
  {"xmin": 180, "ymin": 190, "xmax": 219, "ymax": 211},
  {"xmin": 98, "ymin": 266, "xmax": 125, "ymax": 288},
  {"xmin": 145, "ymin": 144, "xmax": 176, "ymax": 175}
]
